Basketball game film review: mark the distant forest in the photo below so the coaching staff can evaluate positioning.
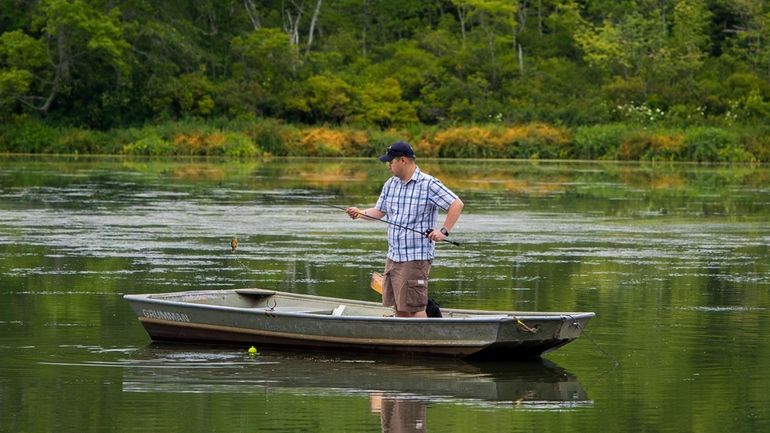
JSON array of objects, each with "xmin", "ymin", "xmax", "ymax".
[{"xmin": 2, "ymin": 1, "xmax": 770, "ymax": 160}]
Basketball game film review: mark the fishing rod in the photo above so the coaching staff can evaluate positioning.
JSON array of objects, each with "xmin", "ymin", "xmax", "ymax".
[{"xmin": 313, "ymin": 201, "xmax": 461, "ymax": 247}]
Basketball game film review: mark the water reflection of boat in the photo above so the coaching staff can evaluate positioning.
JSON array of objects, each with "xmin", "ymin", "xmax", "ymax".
[{"xmin": 121, "ymin": 346, "xmax": 591, "ymax": 409}]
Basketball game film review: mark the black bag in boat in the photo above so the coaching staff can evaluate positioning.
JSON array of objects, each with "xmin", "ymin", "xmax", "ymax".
[{"xmin": 426, "ymin": 298, "xmax": 442, "ymax": 318}]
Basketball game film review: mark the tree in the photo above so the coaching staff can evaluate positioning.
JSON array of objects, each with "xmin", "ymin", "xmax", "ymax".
[
  {"xmin": 447, "ymin": 0, "xmax": 523, "ymax": 88},
  {"xmin": 229, "ymin": 28, "xmax": 299, "ymax": 115},
  {"xmin": 0, "ymin": 31, "xmax": 46, "ymax": 115},
  {"xmin": 1, "ymin": 0, "xmax": 769, "ymax": 131},
  {"xmin": 286, "ymin": 74, "xmax": 354, "ymax": 123},
  {"xmin": 571, "ymin": 1, "xmax": 712, "ymax": 105},
  {"xmin": 353, "ymin": 78, "xmax": 418, "ymax": 128},
  {"xmin": 281, "ymin": 0, "xmax": 323, "ymax": 53},
  {"xmin": 30, "ymin": 0, "xmax": 128, "ymax": 116},
  {"xmin": 726, "ymin": 0, "xmax": 770, "ymax": 80},
  {"xmin": 664, "ymin": 0, "xmax": 711, "ymax": 94}
]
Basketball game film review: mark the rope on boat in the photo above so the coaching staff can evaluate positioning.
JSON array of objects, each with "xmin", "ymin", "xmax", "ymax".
[
  {"xmin": 513, "ymin": 317, "xmax": 540, "ymax": 333},
  {"xmin": 567, "ymin": 315, "xmax": 620, "ymax": 367}
]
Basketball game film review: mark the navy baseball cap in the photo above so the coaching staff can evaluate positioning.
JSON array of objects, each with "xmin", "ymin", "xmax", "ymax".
[{"xmin": 379, "ymin": 141, "xmax": 416, "ymax": 162}]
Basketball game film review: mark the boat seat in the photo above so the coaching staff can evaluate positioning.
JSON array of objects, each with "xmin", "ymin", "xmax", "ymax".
[
  {"xmin": 254, "ymin": 306, "xmax": 333, "ymax": 315},
  {"xmin": 236, "ymin": 289, "xmax": 277, "ymax": 297}
]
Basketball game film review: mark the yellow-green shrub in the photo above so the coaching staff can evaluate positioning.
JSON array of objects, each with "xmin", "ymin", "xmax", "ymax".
[
  {"xmin": 618, "ymin": 132, "xmax": 656, "ymax": 160},
  {"xmin": 742, "ymin": 132, "xmax": 770, "ymax": 162},
  {"xmin": 642, "ymin": 133, "xmax": 687, "ymax": 161},
  {"xmin": 286, "ymin": 127, "xmax": 369, "ymax": 157},
  {"xmin": 171, "ymin": 132, "xmax": 208, "ymax": 155},
  {"xmin": 122, "ymin": 130, "xmax": 260, "ymax": 157},
  {"xmin": 433, "ymin": 127, "xmax": 502, "ymax": 158},
  {"xmin": 122, "ymin": 134, "xmax": 175, "ymax": 155},
  {"xmin": 499, "ymin": 123, "xmax": 570, "ymax": 159}
]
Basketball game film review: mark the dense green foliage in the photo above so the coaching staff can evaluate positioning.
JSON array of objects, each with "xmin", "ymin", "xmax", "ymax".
[{"xmin": 1, "ymin": 0, "xmax": 770, "ymax": 160}]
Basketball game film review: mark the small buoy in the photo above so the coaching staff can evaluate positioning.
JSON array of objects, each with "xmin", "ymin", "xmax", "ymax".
[{"xmin": 248, "ymin": 345, "xmax": 257, "ymax": 355}]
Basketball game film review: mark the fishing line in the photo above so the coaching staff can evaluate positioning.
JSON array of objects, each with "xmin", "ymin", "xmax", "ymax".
[
  {"xmin": 225, "ymin": 194, "xmax": 459, "ymax": 298},
  {"xmin": 245, "ymin": 193, "xmax": 459, "ymax": 246},
  {"xmin": 228, "ymin": 235, "xmax": 252, "ymax": 274}
]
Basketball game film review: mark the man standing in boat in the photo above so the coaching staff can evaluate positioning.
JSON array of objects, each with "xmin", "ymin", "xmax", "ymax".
[{"xmin": 346, "ymin": 141, "xmax": 464, "ymax": 318}]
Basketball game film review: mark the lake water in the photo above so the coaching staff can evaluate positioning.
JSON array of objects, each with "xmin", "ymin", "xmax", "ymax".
[{"xmin": 1, "ymin": 156, "xmax": 769, "ymax": 432}]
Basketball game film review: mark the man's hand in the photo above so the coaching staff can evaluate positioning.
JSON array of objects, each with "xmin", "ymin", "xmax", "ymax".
[
  {"xmin": 425, "ymin": 228, "xmax": 447, "ymax": 242},
  {"xmin": 346, "ymin": 207, "xmax": 361, "ymax": 219},
  {"xmin": 346, "ymin": 207, "xmax": 385, "ymax": 221}
]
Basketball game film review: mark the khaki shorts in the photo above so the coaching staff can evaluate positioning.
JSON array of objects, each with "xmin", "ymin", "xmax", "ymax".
[{"xmin": 382, "ymin": 259, "xmax": 432, "ymax": 313}]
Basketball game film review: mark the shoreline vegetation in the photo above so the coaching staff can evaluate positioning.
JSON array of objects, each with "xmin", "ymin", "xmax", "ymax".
[
  {"xmin": 1, "ymin": 118, "xmax": 768, "ymax": 162},
  {"xmin": 3, "ymin": 2, "xmax": 770, "ymax": 162}
]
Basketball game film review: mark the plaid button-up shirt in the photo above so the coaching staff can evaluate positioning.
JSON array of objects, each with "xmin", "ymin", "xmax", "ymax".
[{"xmin": 375, "ymin": 167, "xmax": 459, "ymax": 262}]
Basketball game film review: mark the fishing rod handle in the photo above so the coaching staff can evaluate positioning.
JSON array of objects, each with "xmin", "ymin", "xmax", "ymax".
[{"xmin": 425, "ymin": 229, "xmax": 460, "ymax": 247}]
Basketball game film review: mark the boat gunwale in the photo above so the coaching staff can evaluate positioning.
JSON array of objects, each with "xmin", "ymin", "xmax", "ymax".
[{"xmin": 123, "ymin": 291, "xmax": 596, "ymax": 323}]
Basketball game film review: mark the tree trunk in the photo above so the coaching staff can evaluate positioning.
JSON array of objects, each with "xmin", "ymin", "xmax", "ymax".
[
  {"xmin": 538, "ymin": 0, "xmax": 542, "ymax": 37},
  {"xmin": 37, "ymin": 27, "xmax": 70, "ymax": 114},
  {"xmin": 361, "ymin": 24, "xmax": 367, "ymax": 57},
  {"xmin": 244, "ymin": 0, "xmax": 261, "ymax": 30},
  {"xmin": 482, "ymin": 15, "xmax": 497, "ymax": 85},
  {"xmin": 306, "ymin": 0, "xmax": 323, "ymax": 54},
  {"xmin": 283, "ymin": 2, "xmax": 303, "ymax": 46},
  {"xmin": 457, "ymin": 4, "xmax": 467, "ymax": 48},
  {"xmin": 518, "ymin": 1, "xmax": 527, "ymax": 32}
]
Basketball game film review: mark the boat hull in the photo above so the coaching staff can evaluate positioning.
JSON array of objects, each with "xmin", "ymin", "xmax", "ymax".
[{"xmin": 125, "ymin": 289, "xmax": 594, "ymax": 360}]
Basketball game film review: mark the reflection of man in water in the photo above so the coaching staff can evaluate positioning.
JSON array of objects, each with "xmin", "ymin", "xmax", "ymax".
[{"xmin": 370, "ymin": 393, "xmax": 427, "ymax": 433}]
